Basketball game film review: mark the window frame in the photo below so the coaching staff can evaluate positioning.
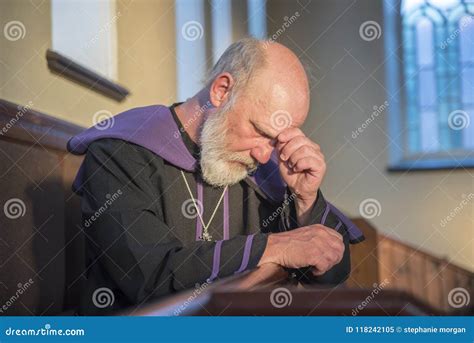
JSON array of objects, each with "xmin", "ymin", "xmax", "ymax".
[{"xmin": 383, "ymin": 0, "xmax": 474, "ymax": 171}]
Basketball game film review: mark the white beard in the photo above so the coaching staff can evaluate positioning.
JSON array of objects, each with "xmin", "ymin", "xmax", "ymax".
[{"xmin": 199, "ymin": 108, "xmax": 258, "ymax": 187}]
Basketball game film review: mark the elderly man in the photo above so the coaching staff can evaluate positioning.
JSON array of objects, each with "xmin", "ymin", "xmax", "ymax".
[{"xmin": 68, "ymin": 38, "xmax": 364, "ymax": 315}]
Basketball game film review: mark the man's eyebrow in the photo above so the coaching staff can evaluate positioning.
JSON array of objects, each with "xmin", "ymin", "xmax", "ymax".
[{"xmin": 251, "ymin": 121, "xmax": 278, "ymax": 139}]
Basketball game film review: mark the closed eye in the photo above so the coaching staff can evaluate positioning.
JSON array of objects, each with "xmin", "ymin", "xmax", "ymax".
[{"xmin": 251, "ymin": 121, "xmax": 275, "ymax": 140}]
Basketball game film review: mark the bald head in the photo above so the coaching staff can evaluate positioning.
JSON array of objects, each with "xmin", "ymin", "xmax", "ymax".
[
  {"xmin": 256, "ymin": 42, "xmax": 310, "ymax": 127},
  {"xmin": 205, "ymin": 38, "xmax": 310, "ymax": 133}
]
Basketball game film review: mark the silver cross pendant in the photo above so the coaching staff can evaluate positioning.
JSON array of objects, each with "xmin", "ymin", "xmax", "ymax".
[{"xmin": 200, "ymin": 231, "xmax": 213, "ymax": 242}]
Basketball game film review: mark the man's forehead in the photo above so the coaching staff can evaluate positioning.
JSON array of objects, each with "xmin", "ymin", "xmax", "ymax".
[{"xmin": 252, "ymin": 115, "xmax": 303, "ymax": 139}]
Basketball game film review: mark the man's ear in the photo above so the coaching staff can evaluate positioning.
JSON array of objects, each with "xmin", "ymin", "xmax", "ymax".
[{"xmin": 209, "ymin": 72, "xmax": 234, "ymax": 108}]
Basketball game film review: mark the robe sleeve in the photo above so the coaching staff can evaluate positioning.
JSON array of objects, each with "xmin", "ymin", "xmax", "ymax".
[
  {"xmin": 80, "ymin": 139, "xmax": 268, "ymax": 305},
  {"xmin": 283, "ymin": 190, "xmax": 360, "ymax": 285}
]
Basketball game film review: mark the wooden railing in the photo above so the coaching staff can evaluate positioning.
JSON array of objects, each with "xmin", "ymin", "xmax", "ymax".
[
  {"xmin": 129, "ymin": 264, "xmax": 443, "ymax": 316},
  {"xmin": 347, "ymin": 218, "xmax": 473, "ymax": 313}
]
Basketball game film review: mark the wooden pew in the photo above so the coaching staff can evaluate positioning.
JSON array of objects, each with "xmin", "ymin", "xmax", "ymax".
[
  {"xmin": 0, "ymin": 99, "xmax": 84, "ymax": 315},
  {"xmin": 347, "ymin": 218, "xmax": 474, "ymax": 314},
  {"xmin": 131, "ymin": 264, "xmax": 442, "ymax": 316}
]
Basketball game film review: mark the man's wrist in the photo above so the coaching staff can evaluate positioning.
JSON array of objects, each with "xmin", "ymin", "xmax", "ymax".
[
  {"xmin": 295, "ymin": 192, "xmax": 318, "ymax": 226},
  {"xmin": 258, "ymin": 234, "xmax": 278, "ymax": 266}
]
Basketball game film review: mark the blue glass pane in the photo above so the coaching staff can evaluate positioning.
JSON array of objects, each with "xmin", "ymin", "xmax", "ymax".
[
  {"xmin": 419, "ymin": 70, "xmax": 437, "ymax": 107},
  {"xmin": 416, "ymin": 18, "xmax": 434, "ymax": 66},
  {"xmin": 420, "ymin": 111, "xmax": 439, "ymax": 152},
  {"xmin": 401, "ymin": 0, "xmax": 473, "ymax": 158},
  {"xmin": 462, "ymin": 108, "xmax": 474, "ymax": 149},
  {"xmin": 428, "ymin": 0, "xmax": 461, "ymax": 11},
  {"xmin": 402, "ymin": 0, "xmax": 424, "ymax": 14},
  {"xmin": 462, "ymin": 68, "xmax": 474, "ymax": 105},
  {"xmin": 460, "ymin": 16, "xmax": 474, "ymax": 63}
]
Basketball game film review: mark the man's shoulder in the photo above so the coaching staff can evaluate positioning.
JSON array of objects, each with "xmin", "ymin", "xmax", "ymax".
[{"xmin": 86, "ymin": 138, "xmax": 165, "ymax": 166}]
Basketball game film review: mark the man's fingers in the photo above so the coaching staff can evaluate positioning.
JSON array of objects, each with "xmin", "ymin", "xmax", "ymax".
[
  {"xmin": 293, "ymin": 156, "xmax": 323, "ymax": 173},
  {"xmin": 276, "ymin": 127, "xmax": 305, "ymax": 144},
  {"xmin": 287, "ymin": 147, "xmax": 324, "ymax": 169},
  {"xmin": 311, "ymin": 268, "xmax": 325, "ymax": 276},
  {"xmin": 278, "ymin": 136, "xmax": 307, "ymax": 161}
]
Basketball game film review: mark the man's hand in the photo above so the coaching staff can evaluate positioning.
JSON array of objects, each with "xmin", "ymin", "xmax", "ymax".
[
  {"xmin": 258, "ymin": 224, "xmax": 345, "ymax": 276},
  {"xmin": 276, "ymin": 128, "xmax": 326, "ymax": 225}
]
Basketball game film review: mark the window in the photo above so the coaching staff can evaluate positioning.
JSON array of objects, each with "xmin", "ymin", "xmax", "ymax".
[
  {"xmin": 247, "ymin": 0, "xmax": 267, "ymax": 39},
  {"xmin": 175, "ymin": 0, "xmax": 267, "ymax": 101},
  {"xmin": 385, "ymin": 0, "xmax": 474, "ymax": 170},
  {"xmin": 51, "ymin": 0, "xmax": 119, "ymax": 80},
  {"xmin": 175, "ymin": 0, "xmax": 207, "ymax": 101}
]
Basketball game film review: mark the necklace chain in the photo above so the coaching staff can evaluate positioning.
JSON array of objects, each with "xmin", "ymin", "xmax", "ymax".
[{"xmin": 180, "ymin": 171, "xmax": 227, "ymax": 241}]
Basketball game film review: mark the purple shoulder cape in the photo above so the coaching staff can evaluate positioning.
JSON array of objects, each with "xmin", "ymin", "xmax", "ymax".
[{"xmin": 67, "ymin": 105, "xmax": 364, "ymax": 243}]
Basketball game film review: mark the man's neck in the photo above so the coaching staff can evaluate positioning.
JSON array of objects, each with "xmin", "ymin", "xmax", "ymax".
[{"xmin": 174, "ymin": 91, "xmax": 210, "ymax": 144}]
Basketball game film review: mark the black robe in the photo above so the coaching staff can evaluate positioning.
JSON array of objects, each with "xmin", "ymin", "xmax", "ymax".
[{"xmin": 68, "ymin": 103, "xmax": 365, "ymax": 315}]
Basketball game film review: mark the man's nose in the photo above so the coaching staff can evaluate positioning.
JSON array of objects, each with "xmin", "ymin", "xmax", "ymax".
[{"xmin": 250, "ymin": 145, "xmax": 273, "ymax": 164}]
